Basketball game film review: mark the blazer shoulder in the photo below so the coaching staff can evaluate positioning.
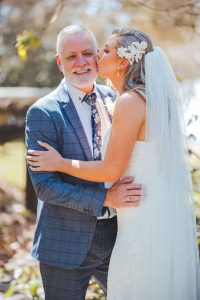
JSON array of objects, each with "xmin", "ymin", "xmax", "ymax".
[{"xmin": 27, "ymin": 86, "xmax": 61, "ymax": 113}]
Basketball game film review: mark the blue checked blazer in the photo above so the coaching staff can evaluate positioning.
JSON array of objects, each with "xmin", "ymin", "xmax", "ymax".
[{"xmin": 25, "ymin": 80, "xmax": 116, "ymax": 269}]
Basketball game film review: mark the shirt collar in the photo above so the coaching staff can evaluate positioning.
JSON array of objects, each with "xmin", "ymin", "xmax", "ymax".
[{"xmin": 64, "ymin": 80, "xmax": 97, "ymax": 102}]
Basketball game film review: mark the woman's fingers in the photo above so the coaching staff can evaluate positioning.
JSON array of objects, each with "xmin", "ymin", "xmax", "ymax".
[
  {"xmin": 26, "ymin": 155, "xmax": 41, "ymax": 162},
  {"xmin": 119, "ymin": 176, "xmax": 134, "ymax": 184},
  {"xmin": 37, "ymin": 141, "xmax": 53, "ymax": 150},
  {"xmin": 28, "ymin": 160, "xmax": 40, "ymax": 167},
  {"xmin": 126, "ymin": 189, "xmax": 142, "ymax": 196},
  {"xmin": 125, "ymin": 183, "xmax": 142, "ymax": 191},
  {"xmin": 125, "ymin": 202, "xmax": 140, "ymax": 207},
  {"xmin": 27, "ymin": 141, "xmax": 54, "ymax": 156},
  {"xmin": 125, "ymin": 195, "xmax": 141, "ymax": 204},
  {"xmin": 29, "ymin": 166, "xmax": 41, "ymax": 172},
  {"xmin": 27, "ymin": 149, "xmax": 42, "ymax": 156},
  {"xmin": 26, "ymin": 144, "xmax": 56, "ymax": 172}
]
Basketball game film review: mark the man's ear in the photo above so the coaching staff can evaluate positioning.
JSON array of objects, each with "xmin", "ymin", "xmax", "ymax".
[
  {"xmin": 55, "ymin": 54, "xmax": 62, "ymax": 72},
  {"xmin": 118, "ymin": 59, "xmax": 129, "ymax": 71}
]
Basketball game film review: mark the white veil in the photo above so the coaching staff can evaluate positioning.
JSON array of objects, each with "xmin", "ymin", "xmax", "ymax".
[{"xmin": 144, "ymin": 47, "xmax": 200, "ymax": 299}]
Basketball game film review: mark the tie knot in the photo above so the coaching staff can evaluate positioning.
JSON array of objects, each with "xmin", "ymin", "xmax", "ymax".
[{"xmin": 82, "ymin": 93, "xmax": 97, "ymax": 106}]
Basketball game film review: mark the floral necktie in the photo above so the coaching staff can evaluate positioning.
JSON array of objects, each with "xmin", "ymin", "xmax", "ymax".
[
  {"xmin": 82, "ymin": 93, "xmax": 110, "ymax": 217},
  {"xmin": 82, "ymin": 93, "xmax": 101, "ymax": 160}
]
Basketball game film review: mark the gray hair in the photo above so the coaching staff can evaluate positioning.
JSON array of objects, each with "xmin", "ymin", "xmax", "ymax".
[
  {"xmin": 56, "ymin": 25, "xmax": 98, "ymax": 54},
  {"xmin": 112, "ymin": 28, "xmax": 153, "ymax": 94}
]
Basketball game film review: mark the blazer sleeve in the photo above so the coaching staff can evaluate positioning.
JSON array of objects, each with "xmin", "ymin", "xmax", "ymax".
[{"xmin": 25, "ymin": 104, "xmax": 107, "ymax": 217}]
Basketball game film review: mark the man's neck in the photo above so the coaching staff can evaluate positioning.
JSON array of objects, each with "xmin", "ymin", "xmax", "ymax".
[
  {"xmin": 68, "ymin": 82, "xmax": 95, "ymax": 94},
  {"xmin": 65, "ymin": 80, "xmax": 96, "ymax": 98}
]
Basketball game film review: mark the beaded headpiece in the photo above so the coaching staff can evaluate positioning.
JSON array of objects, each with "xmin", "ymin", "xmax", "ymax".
[{"xmin": 117, "ymin": 41, "xmax": 147, "ymax": 64}]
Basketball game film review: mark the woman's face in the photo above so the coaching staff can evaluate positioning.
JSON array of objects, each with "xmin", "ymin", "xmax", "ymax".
[{"xmin": 98, "ymin": 35, "xmax": 121, "ymax": 80}]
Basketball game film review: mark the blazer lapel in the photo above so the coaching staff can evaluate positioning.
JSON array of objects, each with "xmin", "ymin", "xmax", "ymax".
[{"xmin": 58, "ymin": 82, "xmax": 93, "ymax": 161}]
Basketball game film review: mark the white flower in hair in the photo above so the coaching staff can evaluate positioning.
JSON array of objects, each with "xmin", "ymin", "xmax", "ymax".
[{"xmin": 117, "ymin": 41, "xmax": 147, "ymax": 64}]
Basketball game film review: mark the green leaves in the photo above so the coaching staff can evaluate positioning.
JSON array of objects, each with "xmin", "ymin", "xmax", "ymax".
[
  {"xmin": 3, "ymin": 266, "xmax": 44, "ymax": 299},
  {"xmin": 15, "ymin": 31, "xmax": 40, "ymax": 60}
]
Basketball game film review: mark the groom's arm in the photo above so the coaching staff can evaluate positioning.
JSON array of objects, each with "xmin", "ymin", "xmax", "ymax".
[{"xmin": 26, "ymin": 104, "xmax": 107, "ymax": 217}]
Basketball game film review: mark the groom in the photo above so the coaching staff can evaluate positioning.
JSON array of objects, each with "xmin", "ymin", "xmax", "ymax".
[{"xmin": 26, "ymin": 25, "xmax": 141, "ymax": 300}]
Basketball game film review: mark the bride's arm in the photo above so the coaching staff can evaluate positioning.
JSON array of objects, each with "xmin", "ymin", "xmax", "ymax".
[{"xmin": 27, "ymin": 92, "xmax": 145, "ymax": 182}]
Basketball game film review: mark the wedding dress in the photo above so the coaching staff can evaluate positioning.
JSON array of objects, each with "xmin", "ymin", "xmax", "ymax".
[
  {"xmin": 105, "ymin": 139, "xmax": 152, "ymax": 300},
  {"xmin": 103, "ymin": 133, "xmax": 200, "ymax": 300}
]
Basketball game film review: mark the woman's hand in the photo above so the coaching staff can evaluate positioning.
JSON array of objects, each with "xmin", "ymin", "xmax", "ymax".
[{"xmin": 27, "ymin": 141, "xmax": 63, "ymax": 172}]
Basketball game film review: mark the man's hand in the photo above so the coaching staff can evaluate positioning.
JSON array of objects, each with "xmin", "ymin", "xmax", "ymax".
[{"xmin": 104, "ymin": 177, "xmax": 141, "ymax": 208}]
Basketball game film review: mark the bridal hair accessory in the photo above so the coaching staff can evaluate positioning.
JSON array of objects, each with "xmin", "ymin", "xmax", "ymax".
[{"xmin": 117, "ymin": 41, "xmax": 147, "ymax": 64}]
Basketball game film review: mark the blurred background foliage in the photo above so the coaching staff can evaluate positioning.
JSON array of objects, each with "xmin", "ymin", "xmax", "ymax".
[{"xmin": 0, "ymin": 0, "xmax": 200, "ymax": 88}]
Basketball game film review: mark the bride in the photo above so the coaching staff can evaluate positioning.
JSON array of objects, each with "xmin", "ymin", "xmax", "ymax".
[{"xmin": 27, "ymin": 28, "xmax": 200, "ymax": 299}]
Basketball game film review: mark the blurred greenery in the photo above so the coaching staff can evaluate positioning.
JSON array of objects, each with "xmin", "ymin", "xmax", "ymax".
[
  {"xmin": 0, "ymin": 141, "xmax": 26, "ymax": 189},
  {"xmin": 16, "ymin": 30, "xmax": 40, "ymax": 60},
  {"xmin": 3, "ymin": 266, "xmax": 43, "ymax": 299},
  {"xmin": 0, "ymin": 0, "xmax": 200, "ymax": 88}
]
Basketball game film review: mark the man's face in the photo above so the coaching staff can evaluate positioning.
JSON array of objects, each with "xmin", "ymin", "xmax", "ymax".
[{"xmin": 56, "ymin": 32, "xmax": 98, "ymax": 93}]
